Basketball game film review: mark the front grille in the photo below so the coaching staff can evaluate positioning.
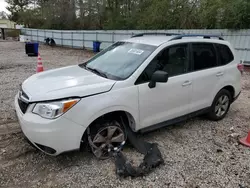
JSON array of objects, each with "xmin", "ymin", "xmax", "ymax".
[{"xmin": 18, "ymin": 98, "xmax": 29, "ymax": 114}]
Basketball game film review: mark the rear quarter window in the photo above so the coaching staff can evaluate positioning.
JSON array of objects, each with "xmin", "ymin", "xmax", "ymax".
[{"xmin": 216, "ymin": 44, "xmax": 234, "ymax": 65}]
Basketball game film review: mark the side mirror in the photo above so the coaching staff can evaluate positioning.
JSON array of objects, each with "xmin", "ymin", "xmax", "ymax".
[{"xmin": 148, "ymin": 71, "xmax": 168, "ymax": 88}]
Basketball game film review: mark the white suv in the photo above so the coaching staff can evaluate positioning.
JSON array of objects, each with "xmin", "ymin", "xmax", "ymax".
[{"xmin": 15, "ymin": 33, "xmax": 241, "ymax": 158}]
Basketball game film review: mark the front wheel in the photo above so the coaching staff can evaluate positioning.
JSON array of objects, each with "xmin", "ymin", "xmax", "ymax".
[
  {"xmin": 208, "ymin": 89, "xmax": 232, "ymax": 121},
  {"xmin": 88, "ymin": 120, "xmax": 126, "ymax": 159}
]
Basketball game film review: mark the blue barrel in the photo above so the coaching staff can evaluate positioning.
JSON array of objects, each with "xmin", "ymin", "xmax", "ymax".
[
  {"xmin": 25, "ymin": 42, "xmax": 39, "ymax": 56},
  {"xmin": 33, "ymin": 43, "xmax": 39, "ymax": 55},
  {"xmin": 93, "ymin": 41, "xmax": 101, "ymax": 52}
]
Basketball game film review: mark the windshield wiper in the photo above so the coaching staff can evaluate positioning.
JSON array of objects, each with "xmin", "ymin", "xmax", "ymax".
[
  {"xmin": 79, "ymin": 62, "xmax": 87, "ymax": 69},
  {"xmin": 87, "ymin": 67, "xmax": 108, "ymax": 78}
]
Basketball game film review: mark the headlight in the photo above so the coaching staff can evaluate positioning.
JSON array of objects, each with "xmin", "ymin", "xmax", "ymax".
[{"xmin": 33, "ymin": 98, "xmax": 80, "ymax": 119}]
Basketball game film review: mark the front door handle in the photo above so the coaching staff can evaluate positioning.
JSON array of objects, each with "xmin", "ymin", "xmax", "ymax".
[
  {"xmin": 216, "ymin": 72, "xmax": 224, "ymax": 77},
  {"xmin": 182, "ymin": 81, "xmax": 192, "ymax": 87}
]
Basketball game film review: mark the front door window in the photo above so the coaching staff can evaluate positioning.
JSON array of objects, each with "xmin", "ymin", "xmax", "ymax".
[{"xmin": 136, "ymin": 44, "xmax": 189, "ymax": 84}]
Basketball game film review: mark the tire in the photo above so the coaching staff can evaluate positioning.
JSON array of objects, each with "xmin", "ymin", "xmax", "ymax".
[
  {"xmin": 88, "ymin": 119, "xmax": 127, "ymax": 159},
  {"xmin": 208, "ymin": 89, "xmax": 232, "ymax": 121}
]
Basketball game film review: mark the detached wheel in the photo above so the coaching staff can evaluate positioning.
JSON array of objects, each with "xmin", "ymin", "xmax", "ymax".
[
  {"xmin": 208, "ymin": 89, "xmax": 232, "ymax": 121},
  {"xmin": 88, "ymin": 120, "xmax": 126, "ymax": 159}
]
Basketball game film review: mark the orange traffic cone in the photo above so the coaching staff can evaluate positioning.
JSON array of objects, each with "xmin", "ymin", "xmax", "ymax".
[
  {"xmin": 239, "ymin": 131, "xmax": 250, "ymax": 147},
  {"xmin": 36, "ymin": 53, "xmax": 44, "ymax": 73}
]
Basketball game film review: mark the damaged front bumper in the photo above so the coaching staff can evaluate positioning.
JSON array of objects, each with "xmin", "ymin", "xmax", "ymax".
[
  {"xmin": 232, "ymin": 91, "xmax": 241, "ymax": 103},
  {"xmin": 15, "ymin": 95, "xmax": 86, "ymax": 155}
]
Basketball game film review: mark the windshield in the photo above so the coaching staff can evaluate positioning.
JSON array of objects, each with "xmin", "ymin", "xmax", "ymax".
[{"xmin": 79, "ymin": 42, "xmax": 156, "ymax": 80}]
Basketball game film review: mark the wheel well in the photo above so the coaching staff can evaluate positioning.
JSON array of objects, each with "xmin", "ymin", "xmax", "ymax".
[
  {"xmin": 222, "ymin": 86, "xmax": 235, "ymax": 99},
  {"xmin": 80, "ymin": 111, "xmax": 136, "ymax": 150}
]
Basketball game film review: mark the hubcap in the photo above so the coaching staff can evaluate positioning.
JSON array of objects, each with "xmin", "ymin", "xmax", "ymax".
[
  {"xmin": 215, "ymin": 95, "xmax": 229, "ymax": 117},
  {"xmin": 91, "ymin": 124, "xmax": 125, "ymax": 159}
]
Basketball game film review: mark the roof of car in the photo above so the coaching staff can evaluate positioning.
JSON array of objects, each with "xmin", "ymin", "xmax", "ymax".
[
  {"xmin": 124, "ymin": 36, "xmax": 175, "ymax": 46},
  {"xmin": 122, "ymin": 34, "xmax": 228, "ymax": 47}
]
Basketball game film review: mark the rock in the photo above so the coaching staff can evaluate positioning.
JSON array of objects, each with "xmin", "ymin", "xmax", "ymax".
[
  {"xmin": 216, "ymin": 148, "xmax": 223, "ymax": 153},
  {"xmin": 229, "ymin": 133, "xmax": 240, "ymax": 138},
  {"xmin": 239, "ymin": 184, "xmax": 245, "ymax": 188},
  {"xmin": 233, "ymin": 142, "xmax": 239, "ymax": 146}
]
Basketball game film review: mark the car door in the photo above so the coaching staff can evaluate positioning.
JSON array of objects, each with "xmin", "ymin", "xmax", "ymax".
[
  {"xmin": 136, "ymin": 43, "xmax": 193, "ymax": 129},
  {"xmin": 189, "ymin": 42, "xmax": 223, "ymax": 112}
]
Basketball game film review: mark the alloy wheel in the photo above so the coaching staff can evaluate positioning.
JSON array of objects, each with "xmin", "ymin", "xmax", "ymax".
[
  {"xmin": 90, "ymin": 123, "xmax": 125, "ymax": 159},
  {"xmin": 215, "ymin": 95, "xmax": 230, "ymax": 117}
]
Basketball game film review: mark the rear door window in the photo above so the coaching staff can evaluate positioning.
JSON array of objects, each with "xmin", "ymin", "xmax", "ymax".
[
  {"xmin": 216, "ymin": 44, "xmax": 234, "ymax": 65},
  {"xmin": 192, "ymin": 43, "xmax": 217, "ymax": 71}
]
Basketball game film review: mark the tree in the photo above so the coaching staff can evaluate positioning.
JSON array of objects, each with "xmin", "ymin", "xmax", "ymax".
[
  {"xmin": 6, "ymin": 0, "xmax": 30, "ymax": 22},
  {"xmin": 4, "ymin": 0, "xmax": 250, "ymax": 29},
  {"xmin": 0, "ymin": 11, "xmax": 8, "ymax": 19},
  {"xmin": 220, "ymin": 0, "xmax": 250, "ymax": 29}
]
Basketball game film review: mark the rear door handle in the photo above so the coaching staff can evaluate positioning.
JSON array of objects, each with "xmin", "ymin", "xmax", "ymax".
[
  {"xmin": 216, "ymin": 72, "xmax": 224, "ymax": 77},
  {"xmin": 182, "ymin": 81, "xmax": 192, "ymax": 87}
]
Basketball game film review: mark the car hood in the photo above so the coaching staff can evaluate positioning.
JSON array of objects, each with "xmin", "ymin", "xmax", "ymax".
[{"xmin": 22, "ymin": 65, "xmax": 116, "ymax": 102}]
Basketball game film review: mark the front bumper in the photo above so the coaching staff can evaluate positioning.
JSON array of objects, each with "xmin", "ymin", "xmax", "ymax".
[{"xmin": 15, "ymin": 95, "xmax": 86, "ymax": 155}]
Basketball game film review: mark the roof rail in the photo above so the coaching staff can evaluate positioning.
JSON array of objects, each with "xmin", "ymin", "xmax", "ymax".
[
  {"xmin": 169, "ymin": 34, "xmax": 224, "ymax": 41},
  {"xmin": 131, "ymin": 32, "xmax": 182, "ymax": 38}
]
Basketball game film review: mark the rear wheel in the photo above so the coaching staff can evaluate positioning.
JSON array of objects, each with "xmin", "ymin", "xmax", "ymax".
[
  {"xmin": 208, "ymin": 89, "xmax": 232, "ymax": 121},
  {"xmin": 88, "ymin": 120, "xmax": 126, "ymax": 159}
]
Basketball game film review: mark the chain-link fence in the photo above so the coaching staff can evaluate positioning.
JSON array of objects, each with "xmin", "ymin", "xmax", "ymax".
[{"xmin": 21, "ymin": 28, "xmax": 250, "ymax": 64}]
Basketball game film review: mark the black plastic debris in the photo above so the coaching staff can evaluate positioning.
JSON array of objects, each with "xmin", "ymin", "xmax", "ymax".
[
  {"xmin": 108, "ymin": 118, "xmax": 164, "ymax": 178},
  {"xmin": 44, "ymin": 38, "xmax": 56, "ymax": 46}
]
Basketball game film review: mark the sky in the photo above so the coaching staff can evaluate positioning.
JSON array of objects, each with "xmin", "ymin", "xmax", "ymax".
[{"xmin": 0, "ymin": 0, "xmax": 9, "ymax": 13}]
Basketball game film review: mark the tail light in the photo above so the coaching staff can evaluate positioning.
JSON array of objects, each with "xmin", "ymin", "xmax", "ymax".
[{"xmin": 237, "ymin": 63, "xmax": 244, "ymax": 73}]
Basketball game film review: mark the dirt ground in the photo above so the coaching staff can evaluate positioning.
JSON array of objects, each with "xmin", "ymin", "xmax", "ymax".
[{"xmin": 0, "ymin": 41, "xmax": 250, "ymax": 188}]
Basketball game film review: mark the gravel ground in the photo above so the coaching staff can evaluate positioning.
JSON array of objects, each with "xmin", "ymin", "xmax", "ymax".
[{"xmin": 0, "ymin": 41, "xmax": 250, "ymax": 188}]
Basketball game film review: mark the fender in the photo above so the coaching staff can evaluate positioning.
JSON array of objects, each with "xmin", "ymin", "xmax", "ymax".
[
  {"xmin": 210, "ymin": 84, "xmax": 235, "ymax": 106},
  {"xmin": 86, "ymin": 105, "xmax": 139, "ymax": 131}
]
